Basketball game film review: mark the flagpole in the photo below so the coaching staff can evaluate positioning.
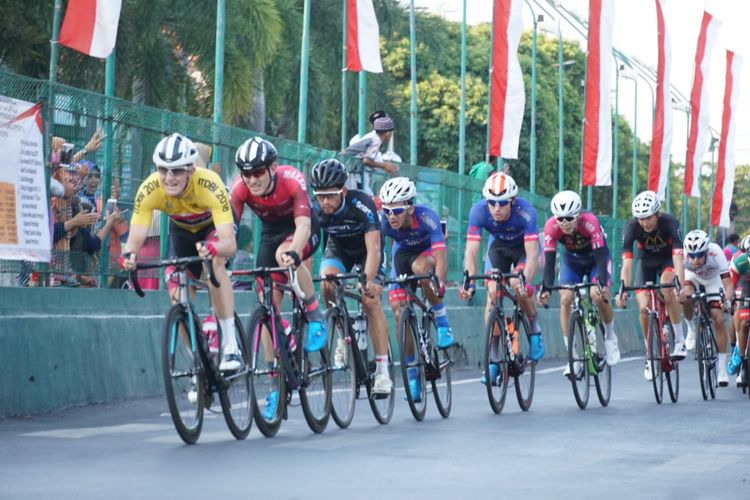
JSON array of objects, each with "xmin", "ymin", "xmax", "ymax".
[
  {"xmin": 358, "ymin": 73, "xmax": 366, "ymax": 136},
  {"xmin": 485, "ymin": 0, "xmax": 495, "ymax": 165},
  {"xmin": 458, "ymin": 0, "xmax": 467, "ymax": 175},
  {"xmin": 100, "ymin": 52, "xmax": 116, "ymax": 285},
  {"xmin": 298, "ymin": 0, "xmax": 312, "ymax": 143},
  {"xmin": 212, "ymin": 0, "xmax": 226, "ymax": 164},
  {"xmin": 612, "ymin": 59, "xmax": 619, "ymax": 217},
  {"xmin": 341, "ymin": 0, "xmax": 348, "ymax": 150},
  {"xmin": 49, "ymin": 0, "xmax": 63, "ymax": 82},
  {"xmin": 409, "ymin": 0, "xmax": 418, "ymax": 165}
]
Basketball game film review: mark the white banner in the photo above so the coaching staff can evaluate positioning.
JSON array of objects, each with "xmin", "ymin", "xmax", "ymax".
[{"xmin": 0, "ymin": 96, "xmax": 51, "ymax": 262}]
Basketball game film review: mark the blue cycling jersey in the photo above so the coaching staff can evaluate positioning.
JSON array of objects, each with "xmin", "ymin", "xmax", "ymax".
[
  {"xmin": 466, "ymin": 197, "xmax": 538, "ymax": 247},
  {"xmin": 381, "ymin": 205, "xmax": 446, "ymax": 254}
]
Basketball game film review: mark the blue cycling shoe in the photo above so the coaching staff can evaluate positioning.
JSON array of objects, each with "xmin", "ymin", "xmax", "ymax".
[
  {"xmin": 437, "ymin": 326, "xmax": 455, "ymax": 348},
  {"xmin": 263, "ymin": 390, "xmax": 279, "ymax": 421},
  {"xmin": 403, "ymin": 378, "xmax": 422, "ymax": 403},
  {"xmin": 530, "ymin": 333, "xmax": 545, "ymax": 361},
  {"xmin": 728, "ymin": 345, "xmax": 742, "ymax": 376},
  {"xmin": 305, "ymin": 321, "xmax": 327, "ymax": 353},
  {"xmin": 480, "ymin": 364, "xmax": 501, "ymax": 386}
]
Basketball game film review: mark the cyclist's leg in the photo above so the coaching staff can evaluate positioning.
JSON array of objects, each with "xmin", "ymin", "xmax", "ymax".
[
  {"xmin": 412, "ymin": 250, "xmax": 454, "ymax": 347},
  {"xmin": 319, "ymin": 246, "xmax": 347, "ymax": 308},
  {"xmin": 558, "ymin": 256, "xmax": 582, "ymax": 344},
  {"xmin": 660, "ymin": 261, "xmax": 684, "ymax": 344},
  {"xmin": 589, "ymin": 256, "xmax": 620, "ymax": 364},
  {"xmin": 703, "ymin": 274, "xmax": 729, "ymax": 384}
]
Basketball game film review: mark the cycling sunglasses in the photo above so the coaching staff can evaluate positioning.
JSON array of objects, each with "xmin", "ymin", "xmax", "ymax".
[
  {"xmin": 313, "ymin": 189, "xmax": 344, "ymax": 200},
  {"xmin": 487, "ymin": 199, "xmax": 510, "ymax": 207},
  {"xmin": 556, "ymin": 216, "xmax": 576, "ymax": 223},
  {"xmin": 687, "ymin": 251, "xmax": 707, "ymax": 259},
  {"xmin": 157, "ymin": 166, "xmax": 189, "ymax": 176},
  {"xmin": 382, "ymin": 206, "xmax": 408, "ymax": 217},
  {"xmin": 241, "ymin": 167, "xmax": 269, "ymax": 179}
]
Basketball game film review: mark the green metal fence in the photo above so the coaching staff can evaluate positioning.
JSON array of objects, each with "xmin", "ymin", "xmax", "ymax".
[{"xmin": 0, "ymin": 69, "xmax": 628, "ymax": 287}]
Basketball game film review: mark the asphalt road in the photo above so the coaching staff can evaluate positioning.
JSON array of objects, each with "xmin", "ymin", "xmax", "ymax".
[{"xmin": 2, "ymin": 356, "xmax": 749, "ymax": 500}]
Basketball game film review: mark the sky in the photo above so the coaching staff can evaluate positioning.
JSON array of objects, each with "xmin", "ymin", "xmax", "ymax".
[{"xmin": 414, "ymin": 0, "xmax": 750, "ymax": 166}]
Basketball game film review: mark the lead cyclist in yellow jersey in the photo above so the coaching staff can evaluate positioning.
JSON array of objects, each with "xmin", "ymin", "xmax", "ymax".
[{"xmin": 120, "ymin": 133, "xmax": 240, "ymax": 371}]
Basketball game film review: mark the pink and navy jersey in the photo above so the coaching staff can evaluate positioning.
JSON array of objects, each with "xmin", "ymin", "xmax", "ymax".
[
  {"xmin": 543, "ymin": 212, "xmax": 607, "ymax": 255},
  {"xmin": 466, "ymin": 197, "xmax": 538, "ymax": 247},
  {"xmin": 381, "ymin": 205, "xmax": 445, "ymax": 254}
]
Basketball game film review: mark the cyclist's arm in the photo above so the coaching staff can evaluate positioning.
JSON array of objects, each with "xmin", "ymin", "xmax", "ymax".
[
  {"xmin": 722, "ymin": 275, "xmax": 734, "ymax": 302},
  {"xmin": 289, "ymin": 215, "xmax": 312, "ymax": 255},
  {"xmin": 543, "ymin": 250, "xmax": 556, "ymax": 287},
  {"xmin": 211, "ymin": 222, "xmax": 237, "ymax": 258},
  {"xmin": 523, "ymin": 237, "xmax": 538, "ymax": 285},
  {"xmin": 593, "ymin": 247, "xmax": 609, "ymax": 286},
  {"xmin": 672, "ymin": 252, "xmax": 685, "ymax": 284},
  {"xmin": 463, "ymin": 239, "xmax": 481, "ymax": 278},
  {"xmin": 620, "ymin": 257, "xmax": 633, "ymax": 287},
  {"xmin": 620, "ymin": 220, "xmax": 636, "ymax": 287},
  {"xmin": 124, "ymin": 224, "xmax": 149, "ymax": 255},
  {"xmin": 363, "ymin": 230, "xmax": 382, "ymax": 283},
  {"xmin": 433, "ymin": 247, "xmax": 448, "ymax": 283}
]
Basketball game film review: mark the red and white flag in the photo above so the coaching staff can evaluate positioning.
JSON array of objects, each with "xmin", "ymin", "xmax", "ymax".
[
  {"xmin": 684, "ymin": 10, "xmax": 720, "ymax": 198},
  {"xmin": 345, "ymin": 0, "xmax": 383, "ymax": 73},
  {"xmin": 488, "ymin": 0, "xmax": 525, "ymax": 159},
  {"xmin": 647, "ymin": 0, "xmax": 673, "ymax": 200},
  {"xmin": 59, "ymin": 0, "xmax": 122, "ymax": 59},
  {"xmin": 711, "ymin": 51, "xmax": 742, "ymax": 228},
  {"xmin": 582, "ymin": 0, "xmax": 614, "ymax": 186}
]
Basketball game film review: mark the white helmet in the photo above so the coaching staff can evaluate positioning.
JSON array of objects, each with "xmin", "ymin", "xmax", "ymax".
[
  {"xmin": 153, "ymin": 133, "xmax": 198, "ymax": 168},
  {"xmin": 684, "ymin": 230, "xmax": 710, "ymax": 254},
  {"xmin": 740, "ymin": 235, "xmax": 750, "ymax": 253},
  {"xmin": 631, "ymin": 190, "xmax": 661, "ymax": 218},
  {"xmin": 482, "ymin": 172, "xmax": 518, "ymax": 201},
  {"xmin": 550, "ymin": 190, "xmax": 582, "ymax": 218},
  {"xmin": 379, "ymin": 177, "xmax": 416, "ymax": 204}
]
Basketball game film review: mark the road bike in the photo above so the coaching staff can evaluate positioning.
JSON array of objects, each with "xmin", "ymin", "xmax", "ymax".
[
  {"xmin": 687, "ymin": 285, "xmax": 725, "ymax": 400},
  {"xmin": 129, "ymin": 256, "xmax": 251, "ymax": 444},
  {"xmin": 314, "ymin": 267, "xmax": 395, "ymax": 427},
  {"xmin": 463, "ymin": 270, "xmax": 536, "ymax": 413}
]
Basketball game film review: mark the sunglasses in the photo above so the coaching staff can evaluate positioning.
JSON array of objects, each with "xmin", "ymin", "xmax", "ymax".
[
  {"xmin": 157, "ymin": 166, "xmax": 189, "ymax": 176},
  {"xmin": 487, "ymin": 199, "xmax": 510, "ymax": 207},
  {"xmin": 383, "ymin": 206, "xmax": 407, "ymax": 217},
  {"xmin": 687, "ymin": 251, "xmax": 707, "ymax": 259},
  {"xmin": 241, "ymin": 168, "xmax": 269, "ymax": 179},
  {"xmin": 556, "ymin": 216, "xmax": 576, "ymax": 223},
  {"xmin": 313, "ymin": 189, "xmax": 344, "ymax": 200}
]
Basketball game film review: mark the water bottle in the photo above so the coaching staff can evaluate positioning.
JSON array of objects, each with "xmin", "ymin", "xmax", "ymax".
[{"xmin": 354, "ymin": 315, "xmax": 368, "ymax": 350}]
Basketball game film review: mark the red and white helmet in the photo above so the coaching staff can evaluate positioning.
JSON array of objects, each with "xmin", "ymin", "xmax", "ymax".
[{"xmin": 482, "ymin": 172, "xmax": 518, "ymax": 202}]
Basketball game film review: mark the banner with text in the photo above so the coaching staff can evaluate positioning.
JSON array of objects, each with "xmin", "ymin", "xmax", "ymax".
[{"xmin": 0, "ymin": 96, "xmax": 50, "ymax": 262}]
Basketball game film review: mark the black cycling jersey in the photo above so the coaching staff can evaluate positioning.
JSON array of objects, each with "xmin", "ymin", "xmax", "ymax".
[
  {"xmin": 621, "ymin": 213, "xmax": 683, "ymax": 262},
  {"xmin": 313, "ymin": 190, "xmax": 381, "ymax": 259}
]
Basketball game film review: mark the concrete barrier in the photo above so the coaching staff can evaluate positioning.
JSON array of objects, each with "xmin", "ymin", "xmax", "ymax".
[{"xmin": 0, "ymin": 287, "xmax": 644, "ymax": 416}]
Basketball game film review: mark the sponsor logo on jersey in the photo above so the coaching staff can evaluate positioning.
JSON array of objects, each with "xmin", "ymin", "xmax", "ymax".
[{"xmin": 283, "ymin": 168, "xmax": 307, "ymax": 189}]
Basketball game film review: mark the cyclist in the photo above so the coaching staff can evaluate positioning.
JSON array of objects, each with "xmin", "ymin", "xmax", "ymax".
[
  {"xmin": 615, "ymin": 190, "xmax": 686, "ymax": 381},
  {"xmin": 380, "ymin": 177, "xmax": 453, "ymax": 401},
  {"xmin": 537, "ymin": 190, "xmax": 620, "ymax": 374},
  {"xmin": 728, "ymin": 235, "xmax": 750, "ymax": 385},
  {"xmin": 309, "ymin": 159, "xmax": 393, "ymax": 395},
  {"xmin": 677, "ymin": 230, "xmax": 733, "ymax": 387},
  {"xmin": 120, "ymin": 133, "xmax": 240, "ymax": 371},
  {"xmin": 460, "ymin": 172, "xmax": 545, "ymax": 385}
]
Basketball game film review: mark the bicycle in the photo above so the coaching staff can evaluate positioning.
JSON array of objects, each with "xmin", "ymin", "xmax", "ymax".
[
  {"xmin": 735, "ymin": 297, "xmax": 750, "ymax": 397},
  {"xmin": 385, "ymin": 272, "xmax": 453, "ymax": 421},
  {"xmin": 314, "ymin": 266, "xmax": 395, "ymax": 427},
  {"xmin": 686, "ymin": 285, "xmax": 726, "ymax": 401},
  {"xmin": 618, "ymin": 279, "xmax": 680, "ymax": 404},
  {"xmin": 233, "ymin": 265, "xmax": 331, "ymax": 436},
  {"xmin": 128, "ymin": 256, "xmax": 252, "ymax": 444},
  {"xmin": 462, "ymin": 270, "xmax": 536, "ymax": 413},
  {"xmin": 543, "ymin": 281, "xmax": 612, "ymax": 409}
]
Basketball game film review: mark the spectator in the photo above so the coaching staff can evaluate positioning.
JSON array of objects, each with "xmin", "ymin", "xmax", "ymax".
[
  {"xmin": 724, "ymin": 233, "xmax": 740, "ymax": 261},
  {"xmin": 106, "ymin": 178, "xmax": 130, "ymax": 288},
  {"xmin": 78, "ymin": 161, "xmax": 101, "ymax": 209},
  {"xmin": 342, "ymin": 115, "xmax": 399, "ymax": 195}
]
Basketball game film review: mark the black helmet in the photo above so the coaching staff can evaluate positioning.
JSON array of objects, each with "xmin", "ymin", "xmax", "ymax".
[
  {"xmin": 235, "ymin": 136, "xmax": 278, "ymax": 172},
  {"xmin": 310, "ymin": 159, "xmax": 348, "ymax": 189}
]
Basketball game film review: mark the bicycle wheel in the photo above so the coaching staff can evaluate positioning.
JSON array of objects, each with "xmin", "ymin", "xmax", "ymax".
[
  {"xmin": 299, "ymin": 321, "xmax": 332, "ymax": 434},
  {"xmin": 162, "ymin": 304, "xmax": 204, "ymax": 444},
  {"xmin": 648, "ymin": 315, "xmax": 664, "ymax": 404},
  {"xmin": 218, "ymin": 312, "xmax": 252, "ymax": 440},
  {"xmin": 697, "ymin": 318, "xmax": 711, "ymax": 401},
  {"xmin": 426, "ymin": 313, "xmax": 452, "ymax": 418},
  {"xmin": 567, "ymin": 311, "xmax": 590, "ymax": 409},
  {"xmin": 593, "ymin": 320, "xmax": 611, "ymax": 407},
  {"xmin": 366, "ymin": 337, "xmax": 396, "ymax": 425},
  {"xmin": 705, "ymin": 322, "xmax": 718, "ymax": 400},
  {"xmin": 484, "ymin": 308, "xmax": 509, "ymax": 414},
  {"xmin": 399, "ymin": 307, "xmax": 427, "ymax": 421},
  {"xmin": 512, "ymin": 310, "xmax": 535, "ymax": 411},
  {"xmin": 327, "ymin": 308, "xmax": 356, "ymax": 429},
  {"xmin": 664, "ymin": 322, "xmax": 679, "ymax": 403},
  {"xmin": 248, "ymin": 309, "xmax": 285, "ymax": 437}
]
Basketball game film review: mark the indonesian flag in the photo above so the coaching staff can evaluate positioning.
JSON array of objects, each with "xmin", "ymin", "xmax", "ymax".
[
  {"xmin": 59, "ymin": 0, "xmax": 122, "ymax": 59},
  {"xmin": 345, "ymin": 0, "xmax": 383, "ymax": 73},
  {"xmin": 582, "ymin": 0, "xmax": 614, "ymax": 186},
  {"xmin": 647, "ymin": 0, "xmax": 673, "ymax": 200},
  {"xmin": 684, "ymin": 11, "xmax": 720, "ymax": 198},
  {"xmin": 711, "ymin": 51, "xmax": 742, "ymax": 228},
  {"xmin": 488, "ymin": 0, "xmax": 525, "ymax": 159}
]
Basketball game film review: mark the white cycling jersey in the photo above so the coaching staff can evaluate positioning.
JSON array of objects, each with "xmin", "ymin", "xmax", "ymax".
[{"xmin": 684, "ymin": 242, "xmax": 729, "ymax": 280}]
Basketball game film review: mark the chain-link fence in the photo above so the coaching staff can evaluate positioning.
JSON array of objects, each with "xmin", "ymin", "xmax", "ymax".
[{"xmin": 0, "ymin": 69, "xmax": 628, "ymax": 288}]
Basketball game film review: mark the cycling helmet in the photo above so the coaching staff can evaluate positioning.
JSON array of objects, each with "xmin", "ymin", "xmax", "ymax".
[
  {"xmin": 550, "ymin": 190, "xmax": 582, "ymax": 218},
  {"xmin": 631, "ymin": 190, "xmax": 661, "ymax": 218},
  {"xmin": 684, "ymin": 230, "xmax": 710, "ymax": 254},
  {"xmin": 235, "ymin": 137, "xmax": 278, "ymax": 172},
  {"xmin": 152, "ymin": 133, "xmax": 198, "ymax": 168},
  {"xmin": 310, "ymin": 159, "xmax": 348, "ymax": 189},
  {"xmin": 740, "ymin": 235, "xmax": 750, "ymax": 253},
  {"xmin": 379, "ymin": 177, "xmax": 416, "ymax": 204},
  {"xmin": 482, "ymin": 172, "xmax": 518, "ymax": 202}
]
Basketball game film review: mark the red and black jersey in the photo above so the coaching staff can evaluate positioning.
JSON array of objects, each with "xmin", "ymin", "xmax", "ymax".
[{"xmin": 230, "ymin": 165, "xmax": 311, "ymax": 224}]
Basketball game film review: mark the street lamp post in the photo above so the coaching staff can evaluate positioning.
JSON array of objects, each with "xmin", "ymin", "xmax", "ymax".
[
  {"xmin": 524, "ymin": 1, "xmax": 542, "ymax": 193},
  {"xmin": 619, "ymin": 65, "xmax": 639, "ymax": 201},
  {"xmin": 612, "ymin": 58, "xmax": 620, "ymax": 217}
]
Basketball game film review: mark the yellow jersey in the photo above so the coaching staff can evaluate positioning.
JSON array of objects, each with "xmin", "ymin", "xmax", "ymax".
[{"xmin": 130, "ymin": 168, "xmax": 234, "ymax": 233}]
